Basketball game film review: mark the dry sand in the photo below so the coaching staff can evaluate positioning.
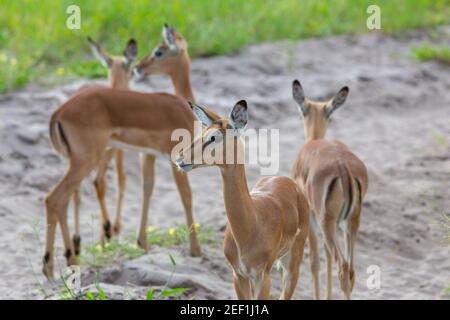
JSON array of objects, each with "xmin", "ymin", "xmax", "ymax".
[{"xmin": 0, "ymin": 28, "xmax": 449, "ymax": 299}]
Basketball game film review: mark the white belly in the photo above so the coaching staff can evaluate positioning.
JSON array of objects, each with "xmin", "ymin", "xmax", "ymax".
[{"xmin": 108, "ymin": 139, "xmax": 167, "ymax": 158}]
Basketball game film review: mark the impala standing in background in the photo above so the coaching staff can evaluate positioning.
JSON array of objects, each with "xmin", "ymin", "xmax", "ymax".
[
  {"xmin": 131, "ymin": 24, "xmax": 201, "ymax": 256},
  {"xmin": 291, "ymin": 79, "xmax": 368, "ymax": 299},
  {"xmin": 177, "ymin": 100, "xmax": 310, "ymax": 299},
  {"xmin": 70, "ymin": 37, "xmax": 137, "ymax": 255}
]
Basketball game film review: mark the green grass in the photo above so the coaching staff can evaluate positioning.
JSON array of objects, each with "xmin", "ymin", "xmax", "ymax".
[
  {"xmin": 81, "ymin": 223, "xmax": 215, "ymax": 267},
  {"xmin": 412, "ymin": 43, "xmax": 450, "ymax": 64},
  {"xmin": 0, "ymin": 0, "xmax": 449, "ymax": 93}
]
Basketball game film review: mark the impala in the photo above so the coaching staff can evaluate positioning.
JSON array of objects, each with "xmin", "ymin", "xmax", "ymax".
[
  {"xmin": 176, "ymin": 100, "xmax": 310, "ymax": 299},
  {"xmin": 291, "ymin": 79, "xmax": 369, "ymax": 299},
  {"xmin": 70, "ymin": 37, "xmax": 137, "ymax": 255},
  {"xmin": 43, "ymin": 25, "xmax": 202, "ymax": 278}
]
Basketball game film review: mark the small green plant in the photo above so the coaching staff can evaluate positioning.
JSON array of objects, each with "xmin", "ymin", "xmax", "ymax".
[
  {"xmin": 412, "ymin": 43, "xmax": 450, "ymax": 65},
  {"xmin": 145, "ymin": 254, "xmax": 188, "ymax": 300},
  {"xmin": 428, "ymin": 128, "xmax": 448, "ymax": 148},
  {"xmin": 81, "ymin": 224, "xmax": 215, "ymax": 267},
  {"xmin": 147, "ymin": 223, "xmax": 215, "ymax": 247}
]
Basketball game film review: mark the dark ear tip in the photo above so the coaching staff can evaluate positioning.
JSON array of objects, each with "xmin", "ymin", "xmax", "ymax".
[
  {"xmin": 87, "ymin": 36, "xmax": 93, "ymax": 43},
  {"xmin": 164, "ymin": 23, "xmax": 169, "ymax": 28},
  {"xmin": 237, "ymin": 100, "xmax": 247, "ymax": 108},
  {"xmin": 128, "ymin": 38, "xmax": 137, "ymax": 45},
  {"xmin": 293, "ymin": 79, "xmax": 300, "ymax": 86},
  {"xmin": 187, "ymin": 101, "xmax": 195, "ymax": 109},
  {"xmin": 341, "ymin": 86, "xmax": 350, "ymax": 94}
]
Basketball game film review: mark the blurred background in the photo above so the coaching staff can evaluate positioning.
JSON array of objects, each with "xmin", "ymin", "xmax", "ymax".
[{"xmin": 0, "ymin": 0, "xmax": 449, "ymax": 93}]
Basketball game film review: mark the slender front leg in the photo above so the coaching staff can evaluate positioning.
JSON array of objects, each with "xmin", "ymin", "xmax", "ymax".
[
  {"xmin": 93, "ymin": 149, "xmax": 116, "ymax": 245},
  {"xmin": 136, "ymin": 154, "xmax": 156, "ymax": 250},
  {"xmin": 171, "ymin": 164, "xmax": 201, "ymax": 257},
  {"xmin": 72, "ymin": 188, "xmax": 81, "ymax": 256},
  {"xmin": 254, "ymin": 271, "xmax": 272, "ymax": 300},
  {"xmin": 233, "ymin": 272, "xmax": 252, "ymax": 300},
  {"xmin": 279, "ymin": 228, "xmax": 308, "ymax": 300},
  {"xmin": 113, "ymin": 150, "xmax": 126, "ymax": 235}
]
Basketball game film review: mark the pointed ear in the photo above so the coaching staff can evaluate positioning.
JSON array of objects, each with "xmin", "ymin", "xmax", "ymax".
[
  {"xmin": 162, "ymin": 23, "xmax": 178, "ymax": 52},
  {"xmin": 87, "ymin": 36, "xmax": 112, "ymax": 68},
  {"xmin": 123, "ymin": 39, "xmax": 138, "ymax": 67},
  {"xmin": 325, "ymin": 86, "xmax": 349, "ymax": 117},
  {"xmin": 188, "ymin": 101, "xmax": 216, "ymax": 127},
  {"xmin": 292, "ymin": 79, "xmax": 308, "ymax": 114},
  {"xmin": 229, "ymin": 100, "xmax": 248, "ymax": 129}
]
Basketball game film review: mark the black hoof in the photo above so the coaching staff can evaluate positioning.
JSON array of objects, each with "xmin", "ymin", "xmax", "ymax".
[
  {"xmin": 103, "ymin": 221, "xmax": 112, "ymax": 240},
  {"xmin": 73, "ymin": 235, "xmax": 81, "ymax": 256}
]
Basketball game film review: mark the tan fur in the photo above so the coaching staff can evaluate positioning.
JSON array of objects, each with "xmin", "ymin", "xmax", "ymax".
[
  {"xmin": 291, "ymin": 80, "xmax": 368, "ymax": 299},
  {"xmin": 177, "ymin": 103, "xmax": 310, "ymax": 300}
]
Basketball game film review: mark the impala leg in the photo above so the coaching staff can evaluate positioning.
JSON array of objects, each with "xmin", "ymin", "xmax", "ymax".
[
  {"xmin": 233, "ymin": 272, "xmax": 252, "ymax": 300},
  {"xmin": 44, "ymin": 161, "xmax": 95, "ymax": 279},
  {"xmin": 136, "ymin": 154, "xmax": 156, "ymax": 251},
  {"xmin": 254, "ymin": 271, "xmax": 271, "ymax": 300},
  {"xmin": 171, "ymin": 164, "xmax": 201, "ymax": 257},
  {"xmin": 308, "ymin": 230, "xmax": 320, "ymax": 299},
  {"xmin": 113, "ymin": 150, "xmax": 126, "ymax": 235},
  {"xmin": 93, "ymin": 149, "xmax": 115, "ymax": 245},
  {"xmin": 325, "ymin": 244, "xmax": 333, "ymax": 300},
  {"xmin": 345, "ymin": 205, "xmax": 361, "ymax": 300},
  {"xmin": 279, "ymin": 227, "xmax": 308, "ymax": 300},
  {"xmin": 72, "ymin": 188, "xmax": 81, "ymax": 256}
]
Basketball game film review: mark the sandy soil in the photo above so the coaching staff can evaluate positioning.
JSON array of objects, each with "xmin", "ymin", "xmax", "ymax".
[{"xmin": 0, "ymin": 28, "xmax": 449, "ymax": 300}]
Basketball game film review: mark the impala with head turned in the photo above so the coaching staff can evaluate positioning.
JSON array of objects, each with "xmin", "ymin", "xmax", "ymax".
[
  {"xmin": 177, "ymin": 100, "xmax": 310, "ymax": 300},
  {"xmin": 290, "ymin": 79, "xmax": 368, "ymax": 300},
  {"xmin": 134, "ymin": 24, "xmax": 194, "ymax": 102}
]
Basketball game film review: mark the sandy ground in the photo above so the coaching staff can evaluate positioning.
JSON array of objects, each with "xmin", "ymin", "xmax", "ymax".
[{"xmin": 0, "ymin": 28, "xmax": 449, "ymax": 300}]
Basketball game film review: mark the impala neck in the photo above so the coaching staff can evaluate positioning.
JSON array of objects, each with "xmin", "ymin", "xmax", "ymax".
[
  {"xmin": 170, "ymin": 53, "xmax": 195, "ymax": 102},
  {"xmin": 220, "ymin": 163, "xmax": 256, "ymax": 247}
]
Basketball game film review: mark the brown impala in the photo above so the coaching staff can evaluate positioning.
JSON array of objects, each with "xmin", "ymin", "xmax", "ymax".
[
  {"xmin": 177, "ymin": 100, "xmax": 310, "ymax": 299},
  {"xmin": 291, "ymin": 79, "xmax": 369, "ymax": 299}
]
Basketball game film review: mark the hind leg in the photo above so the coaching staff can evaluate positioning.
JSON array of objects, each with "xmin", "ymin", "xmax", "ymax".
[
  {"xmin": 233, "ymin": 272, "xmax": 252, "ymax": 300},
  {"xmin": 308, "ymin": 224, "xmax": 320, "ymax": 299},
  {"xmin": 44, "ymin": 160, "xmax": 96, "ymax": 279},
  {"xmin": 325, "ymin": 244, "xmax": 333, "ymax": 299},
  {"xmin": 93, "ymin": 149, "xmax": 115, "ymax": 245}
]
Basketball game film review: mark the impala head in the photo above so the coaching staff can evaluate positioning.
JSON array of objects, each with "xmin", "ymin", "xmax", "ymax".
[
  {"xmin": 292, "ymin": 79, "xmax": 349, "ymax": 141},
  {"xmin": 176, "ymin": 100, "xmax": 248, "ymax": 172},
  {"xmin": 87, "ymin": 37, "xmax": 138, "ymax": 89},
  {"xmin": 133, "ymin": 24, "xmax": 189, "ymax": 79}
]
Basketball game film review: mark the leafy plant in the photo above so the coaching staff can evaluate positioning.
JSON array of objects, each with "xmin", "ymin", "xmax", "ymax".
[{"xmin": 412, "ymin": 43, "xmax": 450, "ymax": 65}]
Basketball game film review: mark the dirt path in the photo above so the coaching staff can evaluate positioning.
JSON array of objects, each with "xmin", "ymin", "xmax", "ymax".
[{"xmin": 0, "ymin": 28, "xmax": 449, "ymax": 299}]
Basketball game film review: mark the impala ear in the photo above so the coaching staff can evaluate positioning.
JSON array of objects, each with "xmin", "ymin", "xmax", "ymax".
[
  {"xmin": 162, "ymin": 23, "xmax": 178, "ymax": 52},
  {"xmin": 123, "ymin": 38, "xmax": 138, "ymax": 67},
  {"xmin": 229, "ymin": 100, "xmax": 248, "ymax": 130},
  {"xmin": 188, "ymin": 101, "xmax": 215, "ymax": 127},
  {"xmin": 325, "ymin": 86, "xmax": 349, "ymax": 117},
  {"xmin": 292, "ymin": 79, "xmax": 308, "ymax": 114},
  {"xmin": 87, "ymin": 36, "xmax": 112, "ymax": 68}
]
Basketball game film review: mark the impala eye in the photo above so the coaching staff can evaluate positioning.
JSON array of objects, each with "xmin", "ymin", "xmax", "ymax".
[
  {"xmin": 210, "ymin": 136, "xmax": 216, "ymax": 142},
  {"xmin": 154, "ymin": 49, "xmax": 163, "ymax": 57}
]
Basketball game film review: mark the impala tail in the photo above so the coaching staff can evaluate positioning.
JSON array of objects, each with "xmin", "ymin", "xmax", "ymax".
[{"xmin": 49, "ymin": 115, "xmax": 70, "ymax": 158}]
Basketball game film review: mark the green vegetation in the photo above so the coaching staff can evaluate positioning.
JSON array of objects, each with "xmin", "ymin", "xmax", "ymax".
[
  {"xmin": 81, "ymin": 223, "xmax": 214, "ymax": 267},
  {"xmin": 412, "ymin": 43, "xmax": 450, "ymax": 65},
  {"xmin": 0, "ymin": 0, "xmax": 449, "ymax": 92}
]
